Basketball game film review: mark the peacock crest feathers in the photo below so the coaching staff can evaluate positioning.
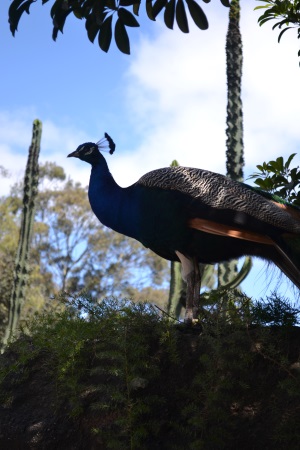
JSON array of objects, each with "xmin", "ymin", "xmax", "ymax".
[
  {"xmin": 68, "ymin": 133, "xmax": 115, "ymax": 162},
  {"xmin": 97, "ymin": 133, "xmax": 116, "ymax": 155}
]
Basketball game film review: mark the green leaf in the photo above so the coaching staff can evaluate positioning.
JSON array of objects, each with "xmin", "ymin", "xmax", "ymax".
[
  {"xmin": 220, "ymin": 0, "xmax": 230, "ymax": 6},
  {"xmin": 9, "ymin": 0, "xmax": 34, "ymax": 35},
  {"xmin": 53, "ymin": 8, "xmax": 73, "ymax": 35},
  {"xmin": 276, "ymin": 156, "xmax": 284, "ymax": 172},
  {"xmin": 258, "ymin": 17, "xmax": 274, "ymax": 27},
  {"xmin": 120, "ymin": 0, "xmax": 136, "ymax": 5},
  {"xmin": 86, "ymin": 16, "xmax": 100, "ymax": 43},
  {"xmin": 8, "ymin": 0, "xmax": 30, "ymax": 17},
  {"xmin": 176, "ymin": 0, "xmax": 189, "ymax": 33},
  {"xmin": 290, "ymin": 167, "xmax": 300, "ymax": 181},
  {"xmin": 254, "ymin": 5, "xmax": 273, "ymax": 10},
  {"xmin": 73, "ymin": 9, "xmax": 83, "ymax": 19},
  {"xmin": 278, "ymin": 26, "xmax": 293, "ymax": 43},
  {"xmin": 164, "ymin": 0, "xmax": 176, "ymax": 29},
  {"xmin": 186, "ymin": 0, "xmax": 208, "ymax": 30},
  {"xmin": 133, "ymin": 1, "xmax": 141, "ymax": 15},
  {"xmin": 114, "ymin": 18, "xmax": 130, "ymax": 54},
  {"xmin": 118, "ymin": 7, "xmax": 140, "ymax": 27},
  {"xmin": 285, "ymin": 153, "xmax": 296, "ymax": 169},
  {"xmin": 106, "ymin": 0, "xmax": 117, "ymax": 11},
  {"xmin": 146, "ymin": 0, "xmax": 155, "ymax": 20},
  {"xmin": 254, "ymin": 178, "xmax": 266, "ymax": 188},
  {"xmin": 268, "ymin": 160, "xmax": 279, "ymax": 171},
  {"xmin": 99, "ymin": 15, "xmax": 113, "ymax": 53},
  {"xmin": 52, "ymin": 27, "xmax": 59, "ymax": 41},
  {"xmin": 50, "ymin": 0, "xmax": 64, "ymax": 19},
  {"xmin": 152, "ymin": 0, "xmax": 168, "ymax": 18}
]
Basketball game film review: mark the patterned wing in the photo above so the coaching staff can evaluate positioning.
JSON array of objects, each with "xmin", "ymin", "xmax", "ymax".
[{"xmin": 137, "ymin": 166, "xmax": 300, "ymax": 234}]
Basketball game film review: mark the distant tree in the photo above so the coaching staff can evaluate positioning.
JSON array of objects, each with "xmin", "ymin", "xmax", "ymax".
[
  {"xmin": 0, "ymin": 197, "xmax": 19, "ymax": 337},
  {"xmin": 0, "ymin": 186, "xmax": 53, "ymax": 341},
  {"xmin": 0, "ymin": 160, "xmax": 169, "ymax": 339},
  {"xmin": 32, "ymin": 163, "xmax": 169, "ymax": 297},
  {"xmin": 8, "ymin": 0, "xmax": 230, "ymax": 54}
]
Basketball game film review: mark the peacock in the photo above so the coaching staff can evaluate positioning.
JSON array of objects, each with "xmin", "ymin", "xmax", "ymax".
[{"xmin": 68, "ymin": 133, "xmax": 300, "ymax": 323}]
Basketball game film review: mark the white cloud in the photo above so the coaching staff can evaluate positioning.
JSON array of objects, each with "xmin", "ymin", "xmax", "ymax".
[
  {"xmin": 115, "ymin": 1, "xmax": 300, "ymax": 298},
  {"xmin": 117, "ymin": 0, "xmax": 300, "ymax": 188},
  {"xmin": 0, "ymin": 112, "xmax": 91, "ymax": 196},
  {"xmin": 121, "ymin": 13, "xmax": 228, "ymax": 180}
]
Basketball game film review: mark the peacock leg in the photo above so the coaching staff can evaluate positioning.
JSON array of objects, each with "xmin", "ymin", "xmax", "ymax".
[{"xmin": 175, "ymin": 252, "xmax": 201, "ymax": 324}]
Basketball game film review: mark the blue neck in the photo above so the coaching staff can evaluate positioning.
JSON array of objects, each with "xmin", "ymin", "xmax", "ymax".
[{"xmin": 88, "ymin": 157, "xmax": 140, "ymax": 238}]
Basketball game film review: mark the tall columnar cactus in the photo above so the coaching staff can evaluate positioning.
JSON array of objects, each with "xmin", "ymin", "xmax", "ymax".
[
  {"xmin": 1, "ymin": 120, "xmax": 42, "ymax": 350},
  {"xmin": 218, "ymin": 0, "xmax": 252, "ymax": 288},
  {"xmin": 225, "ymin": 0, "xmax": 244, "ymax": 182}
]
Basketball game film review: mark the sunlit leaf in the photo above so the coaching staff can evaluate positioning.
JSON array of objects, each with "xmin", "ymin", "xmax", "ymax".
[{"xmin": 254, "ymin": 5, "xmax": 271, "ymax": 10}]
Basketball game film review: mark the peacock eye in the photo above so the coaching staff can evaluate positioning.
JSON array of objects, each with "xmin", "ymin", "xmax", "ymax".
[{"xmin": 85, "ymin": 146, "xmax": 96, "ymax": 155}]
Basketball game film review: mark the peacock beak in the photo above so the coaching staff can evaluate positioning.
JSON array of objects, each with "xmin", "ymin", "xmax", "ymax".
[{"xmin": 67, "ymin": 150, "xmax": 80, "ymax": 158}]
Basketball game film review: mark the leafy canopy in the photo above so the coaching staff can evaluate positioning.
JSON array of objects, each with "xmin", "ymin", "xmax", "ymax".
[
  {"xmin": 255, "ymin": 1, "xmax": 300, "ymax": 64},
  {"xmin": 8, "ymin": 0, "xmax": 230, "ymax": 54},
  {"xmin": 248, "ymin": 153, "xmax": 300, "ymax": 206}
]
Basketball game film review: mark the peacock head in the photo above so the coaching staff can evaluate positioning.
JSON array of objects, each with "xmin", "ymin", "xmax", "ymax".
[{"xmin": 68, "ymin": 133, "xmax": 115, "ymax": 164}]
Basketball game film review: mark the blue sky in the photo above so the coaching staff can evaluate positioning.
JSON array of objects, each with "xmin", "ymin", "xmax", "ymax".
[{"xmin": 0, "ymin": 0, "xmax": 300, "ymax": 300}]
